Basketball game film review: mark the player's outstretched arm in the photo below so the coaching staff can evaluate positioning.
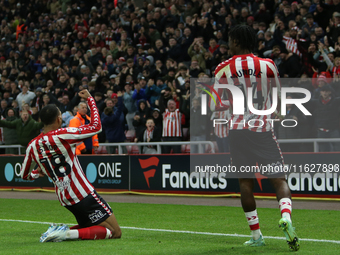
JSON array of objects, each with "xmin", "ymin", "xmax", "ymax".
[
  {"xmin": 0, "ymin": 118, "xmax": 18, "ymax": 129},
  {"xmin": 56, "ymin": 90, "xmax": 102, "ymax": 143}
]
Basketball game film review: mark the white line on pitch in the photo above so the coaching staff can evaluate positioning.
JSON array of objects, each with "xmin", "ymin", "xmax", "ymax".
[{"xmin": 1, "ymin": 219, "xmax": 339, "ymax": 244}]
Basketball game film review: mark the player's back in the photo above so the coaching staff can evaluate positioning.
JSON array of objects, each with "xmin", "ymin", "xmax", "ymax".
[
  {"xmin": 214, "ymin": 53, "xmax": 280, "ymax": 132},
  {"xmin": 21, "ymin": 96, "xmax": 101, "ymax": 206},
  {"xmin": 31, "ymin": 129, "xmax": 94, "ymax": 206}
]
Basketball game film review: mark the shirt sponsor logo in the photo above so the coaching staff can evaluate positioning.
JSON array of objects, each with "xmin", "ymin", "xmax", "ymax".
[
  {"xmin": 66, "ymin": 127, "xmax": 78, "ymax": 133},
  {"xmin": 55, "ymin": 179, "xmax": 71, "ymax": 190}
]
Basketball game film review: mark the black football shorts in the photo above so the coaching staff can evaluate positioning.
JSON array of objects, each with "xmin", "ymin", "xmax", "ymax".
[
  {"xmin": 65, "ymin": 190, "xmax": 113, "ymax": 227},
  {"xmin": 228, "ymin": 129, "xmax": 285, "ymax": 178}
]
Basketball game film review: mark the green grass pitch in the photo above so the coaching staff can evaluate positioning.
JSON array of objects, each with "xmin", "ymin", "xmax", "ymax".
[{"xmin": 0, "ymin": 198, "xmax": 339, "ymax": 255}]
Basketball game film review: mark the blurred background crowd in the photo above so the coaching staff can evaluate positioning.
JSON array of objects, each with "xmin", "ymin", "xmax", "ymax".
[{"xmin": 0, "ymin": 0, "xmax": 340, "ymax": 154}]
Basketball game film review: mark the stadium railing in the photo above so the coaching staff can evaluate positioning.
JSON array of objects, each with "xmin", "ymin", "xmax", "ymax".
[
  {"xmin": 101, "ymin": 141, "xmax": 216, "ymax": 154},
  {"xmin": 103, "ymin": 139, "xmax": 340, "ymax": 154},
  {"xmin": 277, "ymin": 138, "xmax": 340, "ymax": 153},
  {"xmin": 0, "ymin": 145, "xmax": 25, "ymax": 154},
  {"xmin": 1, "ymin": 138, "xmax": 340, "ymax": 155}
]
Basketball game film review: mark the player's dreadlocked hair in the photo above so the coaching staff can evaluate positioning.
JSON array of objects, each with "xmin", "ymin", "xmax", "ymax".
[
  {"xmin": 228, "ymin": 25, "xmax": 256, "ymax": 52},
  {"xmin": 40, "ymin": 104, "xmax": 60, "ymax": 126}
]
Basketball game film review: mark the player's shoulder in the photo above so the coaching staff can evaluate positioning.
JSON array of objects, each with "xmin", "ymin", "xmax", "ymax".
[
  {"xmin": 255, "ymin": 55, "xmax": 274, "ymax": 64},
  {"xmin": 26, "ymin": 133, "xmax": 43, "ymax": 150},
  {"xmin": 26, "ymin": 138, "xmax": 36, "ymax": 149},
  {"xmin": 252, "ymin": 56, "xmax": 279, "ymax": 78},
  {"xmin": 257, "ymin": 56, "xmax": 277, "ymax": 67},
  {"xmin": 214, "ymin": 58, "xmax": 233, "ymax": 76}
]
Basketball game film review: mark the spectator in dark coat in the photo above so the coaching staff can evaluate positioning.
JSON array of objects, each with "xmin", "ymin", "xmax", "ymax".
[
  {"xmin": 30, "ymin": 87, "xmax": 44, "ymax": 110},
  {"xmin": 3, "ymin": 108, "xmax": 19, "ymax": 154},
  {"xmin": 31, "ymin": 71, "xmax": 45, "ymax": 90},
  {"xmin": 280, "ymin": 5, "xmax": 296, "ymax": 28},
  {"xmin": 134, "ymin": 118, "xmax": 162, "ymax": 154},
  {"xmin": 306, "ymin": 85, "xmax": 340, "ymax": 152},
  {"xmin": 0, "ymin": 99, "xmax": 9, "ymax": 118},
  {"xmin": 182, "ymin": 94, "xmax": 208, "ymax": 153},
  {"xmin": 278, "ymin": 47, "xmax": 301, "ymax": 78},
  {"xmin": 132, "ymin": 79, "xmax": 148, "ymax": 102},
  {"xmin": 166, "ymin": 38, "xmax": 182, "ymax": 62},
  {"xmin": 145, "ymin": 78, "xmax": 166, "ymax": 108},
  {"xmin": 151, "ymin": 108, "xmax": 163, "ymax": 130},
  {"xmin": 152, "ymin": 39, "xmax": 168, "ymax": 62},
  {"xmin": 133, "ymin": 99, "xmax": 152, "ymax": 138},
  {"xmin": 179, "ymin": 27, "xmax": 194, "ymax": 62},
  {"xmin": 277, "ymin": 96, "xmax": 308, "ymax": 152},
  {"xmin": 56, "ymin": 94, "xmax": 81, "ymax": 114},
  {"xmin": 101, "ymin": 91, "xmax": 126, "ymax": 154}
]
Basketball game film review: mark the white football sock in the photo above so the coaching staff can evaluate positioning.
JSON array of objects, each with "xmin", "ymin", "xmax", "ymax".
[
  {"xmin": 66, "ymin": 229, "xmax": 79, "ymax": 240},
  {"xmin": 279, "ymin": 198, "xmax": 292, "ymax": 223},
  {"xmin": 245, "ymin": 209, "xmax": 262, "ymax": 240}
]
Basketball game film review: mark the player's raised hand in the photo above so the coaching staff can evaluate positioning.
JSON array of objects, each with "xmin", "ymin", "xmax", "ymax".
[{"xmin": 78, "ymin": 89, "xmax": 91, "ymax": 99}]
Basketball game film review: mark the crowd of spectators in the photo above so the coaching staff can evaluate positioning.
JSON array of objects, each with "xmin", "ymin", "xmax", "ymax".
[{"xmin": 1, "ymin": 0, "xmax": 340, "ymax": 154}]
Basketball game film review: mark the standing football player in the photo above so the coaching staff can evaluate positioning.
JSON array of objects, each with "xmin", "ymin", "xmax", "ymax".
[
  {"xmin": 214, "ymin": 25, "xmax": 299, "ymax": 250},
  {"xmin": 20, "ymin": 89, "xmax": 121, "ymax": 242}
]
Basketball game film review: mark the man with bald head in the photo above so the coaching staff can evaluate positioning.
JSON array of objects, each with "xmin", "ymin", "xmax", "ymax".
[
  {"xmin": 159, "ymin": 88, "xmax": 184, "ymax": 153},
  {"xmin": 69, "ymin": 102, "xmax": 99, "ymax": 154}
]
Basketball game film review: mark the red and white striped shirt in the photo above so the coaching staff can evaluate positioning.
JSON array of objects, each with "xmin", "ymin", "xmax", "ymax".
[
  {"xmin": 213, "ymin": 110, "xmax": 229, "ymax": 138},
  {"xmin": 282, "ymin": 36, "xmax": 304, "ymax": 57},
  {"xmin": 0, "ymin": 115, "xmax": 4, "ymax": 143},
  {"xmin": 20, "ymin": 97, "xmax": 101, "ymax": 206},
  {"xmin": 214, "ymin": 53, "xmax": 281, "ymax": 132},
  {"xmin": 209, "ymin": 81, "xmax": 230, "ymax": 137},
  {"xmin": 162, "ymin": 109, "xmax": 182, "ymax": 137},
  {"xmin": 332, "ymin": 66, "xmax": 340, "ymax": 78}
]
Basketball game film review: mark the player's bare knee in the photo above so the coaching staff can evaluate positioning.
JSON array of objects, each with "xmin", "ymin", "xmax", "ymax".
[
  {"xmin": 109, "ymin": 226, "xmax": 121, "ymax": 239},
  {"xmin": 104, "ymin": 224, "xmax": 121, "ymax": 239},
  {"xmin": 270, "ymin": 178, "xmax": 286, "ymax": 189},
  {"xmin": 112, "ymin": 227, "xmax": 122, "ymax": 239},
  {"xmin": 239, "ymin": 180, "xmax": 254, "ymax": 193}
]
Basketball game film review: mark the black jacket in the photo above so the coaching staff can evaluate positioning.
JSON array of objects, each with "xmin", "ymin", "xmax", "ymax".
[
  {"xmin": 133, "ymin": 99, "xmax": 152, "ymax": 137},
  {"xmin": 137, "ymin": 126, "xmax": 162, "ymax": 152},
  {"xmin": 306, "ymin": 96, "xmax": 340, "ymax": 130},
  {"xmin": 278, "ymin": 54, "xmax": 301, "ymax": 78},
  {"xmin": 137, "ymin": 126, "xmax": 162, "ymax": 143}
]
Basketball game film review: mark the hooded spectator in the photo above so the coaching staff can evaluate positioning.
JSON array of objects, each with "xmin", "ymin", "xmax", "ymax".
[{"xmin": 133, "ymin": 99, "xmax": 152, "ymax": 137}]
